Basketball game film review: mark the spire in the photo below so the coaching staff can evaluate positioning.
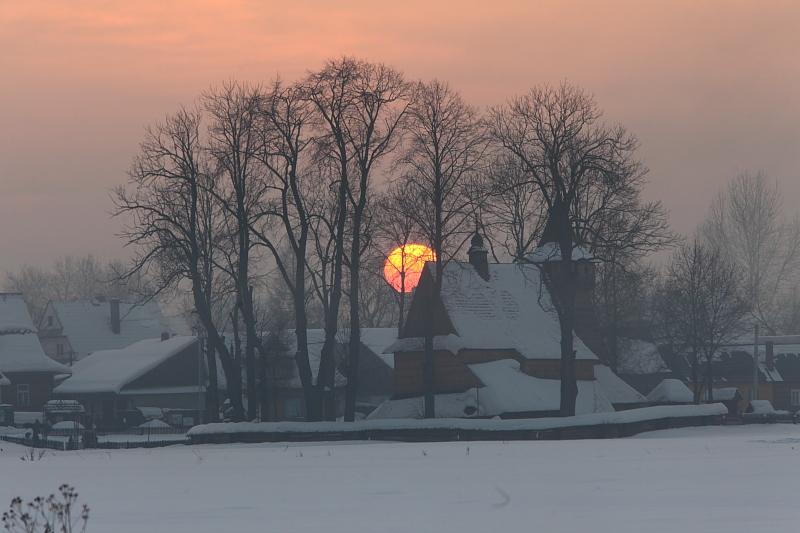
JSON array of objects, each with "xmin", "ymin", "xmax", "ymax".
[{"xmin": 468, "ymin": 229, "xmax": 490, "ymax": 280}]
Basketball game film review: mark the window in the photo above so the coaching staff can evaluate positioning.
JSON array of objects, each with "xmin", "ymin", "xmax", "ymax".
[
  {"xmin": 56, "ymin": 343, "xmax": 64, "ymax": 356},
  {"xmin": 47, "ymin": 316, "xmax": 53, "ymax": 327},
  {"xmin": 791, "ymin": 390, "xmax": 800, "ymax": 407},
  {"xmin": 16, "ymin": 384, "xmax": 31, "ymax": 408},
  {"xmin": 283, "ymin": 398, "xmax": 302, "ymax": 418}
]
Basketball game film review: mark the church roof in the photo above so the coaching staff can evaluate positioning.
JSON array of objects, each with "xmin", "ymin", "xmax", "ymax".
[{"xmin": 389, "ymin": 262, "xmax": 598, "ymax": 360}]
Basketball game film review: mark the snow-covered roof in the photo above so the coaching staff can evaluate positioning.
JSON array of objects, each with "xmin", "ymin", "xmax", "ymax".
[
  {"xmin": 468, "ymin": 359, "xmax": 613, "ymax": 414},
  {"xmin": 139, "ymin": 419, "xmax": 172, "ymax": 429},
  {"xmin": 526, "ymin": 242, "xmax": 594, "ymax": 263},
  {"xmin": 358, "ymin": 328, "xmax": 398, "ymax": 368},
  {"xmin": 0, "ymin": 293, "xmax": 37, "ymax": 334},
  {"xmin": 593, "ymin": 365, "xmax": 648, "ymax": 404},
  {"xmin": 617, "ymin": 338, "xmax": 669, "ymax": 375},
  {"xmin": 48, "ymin": 300, "xmax": 190, "ymax": 359},
  {"xmin": 54, "ymin": 336, "xmax": 198, "ymax": 395},
  {"xmin": 646, "ymin": 379, "xmax": 694, "ymax": 403},
  {"xmin": 390, "ymin": 262, "xmax": 597, "ymax": 361},
  {"xmin": 369, "ymin": 359, "xmax": 613, "ymax": 419},
  {"xmin": 0, "ymin": 372, "xmax": 9, "ymax": 386},
  {"xmin": 0, "ymin": 294, "xmax": 70, "ymax": 375},
  {"xmin": 748, "ymin": 400, "xmax": 776, "ymax": 414},
  {"xmin": 712, "ymin": 387, "xmax": 741, "ymax": 401}
]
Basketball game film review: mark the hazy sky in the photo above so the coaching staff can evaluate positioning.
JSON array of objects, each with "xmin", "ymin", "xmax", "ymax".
[{"xmin": 1, "ymin": 0, "xmax": 798, "ymax": 273}]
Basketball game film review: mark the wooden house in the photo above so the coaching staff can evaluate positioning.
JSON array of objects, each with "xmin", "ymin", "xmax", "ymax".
[
  {"xmin": 375, "ymin": 233, "xmax": 645, "ymax": 419},
  {"xmin": 53, "ymin": 335, "xmax": 205, "ymax": 428},
  {"xmin": 38, "ymin": 298, "xmax": 189, "ymax": 365},
  {"xmin": 0, "ymin": 293, "xmax": 71, "ymax": 411}
]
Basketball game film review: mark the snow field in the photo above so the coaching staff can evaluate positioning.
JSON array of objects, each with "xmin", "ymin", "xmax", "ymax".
[{"xmin": 1, "ymin": 424, "xmax": 799, "ymax": 533}]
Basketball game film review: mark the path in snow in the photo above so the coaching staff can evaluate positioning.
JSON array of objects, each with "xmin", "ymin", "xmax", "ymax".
[{"xmin": 1, "ymin": 424, "xmax": 798, "ymax": 533}]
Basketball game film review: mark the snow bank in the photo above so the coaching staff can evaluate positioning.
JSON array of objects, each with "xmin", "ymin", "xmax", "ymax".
[
  {"xmin": 748, "ymin": 400, "xmax": 777, "ymax": 414},
  {"xmin": 188, "ymin": 403, "xmax": 727, "ymax": 437},
  {"xmin": 647, "ymin": 379, "xmax": 694, "ymax": 403}
]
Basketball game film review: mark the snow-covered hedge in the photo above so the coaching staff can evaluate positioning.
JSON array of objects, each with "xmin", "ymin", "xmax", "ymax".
[{"xmin": 188, "ymin": 403, "xmax": 728, "ymax": 440}]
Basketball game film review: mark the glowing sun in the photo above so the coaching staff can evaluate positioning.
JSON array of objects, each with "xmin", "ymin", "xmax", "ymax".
[{"xmin": 383, "ymin": 244, "xmax": 436, "ymax": 293}]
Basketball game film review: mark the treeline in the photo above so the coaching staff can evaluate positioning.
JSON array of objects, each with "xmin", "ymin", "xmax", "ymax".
[
  {"xmin": 113, "ymin": 57, "xmax": 674, "ymax": 421},
  {"xmin": 653, "ymin": 173, "xmax": 800, "ymax": 402}
]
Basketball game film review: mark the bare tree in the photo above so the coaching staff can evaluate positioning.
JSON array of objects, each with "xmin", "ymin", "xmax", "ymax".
[
  {"xmin": 340, "ymin": 60, "xmax": 409, "ymax": 421},
  {"xmin": 303, "ymin": 59, "xmax": 358, "ymax": 420},
  {"xmin": 304, "ymin": 58, "xmax": 409, "ymax": 421},
  {"xmin": 482, "ymin": 154, "xmax": 547, "ymax": 261},
  {"xmin": 490, "ymin": 82, "xmax": 648, "ymax": 416},
  {"xmin": 114, "ymin": 106, "xmax": 240, "ymax": 419},
  {"xmin": 400, "ymin": 79, "xmax": 486, "ymax": 417},
  {"xmin": 704, "ymin": 172, "xmax": 800, "ymax": 333},
  {"xmin": 248, "ymin": 78, "xmax": 318, "ymax": 420},
  {"xmin": 204, "ymin": 81, "xmax": 267, "ymax": 420},
  {"xmin": 4, "ymin": 255, "xmax": 152, "ymax": 324},
  {"xmin": 654, "ymin": 239, "xmax": 747, "ymax": 402}
]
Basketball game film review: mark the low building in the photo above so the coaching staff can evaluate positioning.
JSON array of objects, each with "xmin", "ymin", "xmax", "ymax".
[
  {"xmin": 53, "ymin": 335, "xmax": 204, "ymax": 428},
  {"xmin": 38, "ymin": 298, "xmax": 189, "ymax": 364},
  {"xmin": 265, "ymin": 327, "xmax": 398, "ymax": 420},
  {"xmin": 0, "ymin": 293, "xmax": 71, "ymax": 410}
]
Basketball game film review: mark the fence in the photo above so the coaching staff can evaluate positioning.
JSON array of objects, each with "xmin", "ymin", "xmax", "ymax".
[
  {"xmin": 0, "ymin": 430, "xmax": 188, "ymax": 450},
  {"xmin": 188, "ymin": 405, "xmax": 729, "ymax": 445}
]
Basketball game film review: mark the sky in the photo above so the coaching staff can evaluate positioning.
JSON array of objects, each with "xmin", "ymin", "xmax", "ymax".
[{"xmin": 1, "ymin": 0, "xmax": 798, "ymax": 274}]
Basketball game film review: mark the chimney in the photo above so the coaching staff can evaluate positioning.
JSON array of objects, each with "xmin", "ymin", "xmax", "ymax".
[
  {"xmin": 110, "ymin": 298, "xmax": 121, "ymax": 334},
  {"xmin": 766, "ymin": 341, "xmax": 775, "ymax": 371},
  {"xmin": 468, "ymin": 232, "xmax": 490, "ymax": 281},
  {"xmin": 161, "ymin": 332, "xmax": 170, "ymax": 342}
]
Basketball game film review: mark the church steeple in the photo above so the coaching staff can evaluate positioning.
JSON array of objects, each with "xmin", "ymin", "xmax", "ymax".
[{"xmin": 468, "ymin": 231, "xmax": 490, "ymax": 281}]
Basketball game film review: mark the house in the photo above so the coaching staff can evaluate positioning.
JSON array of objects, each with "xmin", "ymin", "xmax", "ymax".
[
  {"xmin": 265, "ymin": 327, "xmax": 398, "ymax": 420},
  {"xmin": 379, "ymin": 232, "xmax": 645, "ymax": 419},
  {"xmin": 53, "ymin": 335, "xmax": 205, "ymax": 428},
  {"xmin": 38, "ymin": 298, "xmax": 190, "ymax": 364},
  {"xmin": 0, "ymin": 293, "xmax": 71, "ymax": 411},
  {"xmin": 713, "ymin": 345, "xmax": 800, "ymax": 411}
]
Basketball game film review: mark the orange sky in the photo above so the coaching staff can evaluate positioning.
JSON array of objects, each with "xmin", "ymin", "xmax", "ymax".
[{"xmin": 1, "ymin": 0, "xmax": 798, "ymax": 272}]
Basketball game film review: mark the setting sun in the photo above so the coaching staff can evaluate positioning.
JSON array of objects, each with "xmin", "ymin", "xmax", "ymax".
[{"xmin": 383, "ymin": 243, "xmax": 436, "ymax": 293}]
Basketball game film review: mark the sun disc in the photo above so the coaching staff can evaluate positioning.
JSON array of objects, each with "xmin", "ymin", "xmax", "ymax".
[{"xmin": 383, "ymin": 244, "xmax": 436, "ymax": 293}]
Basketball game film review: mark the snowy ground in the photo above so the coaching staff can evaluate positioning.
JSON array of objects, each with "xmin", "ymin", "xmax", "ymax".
[{"xmin": 1, "ymin": 424, "xmax": 799, "ymax": 532}]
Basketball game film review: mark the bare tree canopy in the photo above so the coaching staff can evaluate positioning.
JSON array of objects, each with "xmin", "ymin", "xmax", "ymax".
[
  {"xmin": 704, "ymin": 171, "xmax": 800, "ymax": 333},
  {"xmin": 489, "ymin": 82, "xmax": 673, "ymax": 416},
  {"xmin": 654, "ymin": 239, "xmax": 747, "ymax": 403}
]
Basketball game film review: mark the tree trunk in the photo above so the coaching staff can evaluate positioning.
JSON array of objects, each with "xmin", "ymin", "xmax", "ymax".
[
  {"xmin": 554, "ymin": 198, "xmax": 579, "ymax": 417},
  {"xmin": 258, "ymin": 350, "xmax": 270, "ymax": 420},
  {"xmin": 191, "ymin": 276, "xmax": 243, "ymax": 420},
  {"xmin": 691, "ymin": 351, "xmax": 700, "ymax": 404},
  {"xmin": 345, "ymin": 209, "xmax": 364, "ymax": 422},
  {"xmin": 205, "ymin": 337, "xmax": 219, "ymax": 422},
  {"xmin": 706, "ymin": 350, "xmax": 714, "ymax": 402}
]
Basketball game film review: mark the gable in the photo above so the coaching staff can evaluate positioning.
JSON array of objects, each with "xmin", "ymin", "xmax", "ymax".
[{"xmin": 401, "ymin": 266, "xmax": 455, "ymax": 338}]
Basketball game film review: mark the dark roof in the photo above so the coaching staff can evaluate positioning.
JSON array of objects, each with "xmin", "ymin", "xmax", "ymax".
[{"xmin": 775, "ymin": 353, "xmax": 800, "ymax": 381}]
